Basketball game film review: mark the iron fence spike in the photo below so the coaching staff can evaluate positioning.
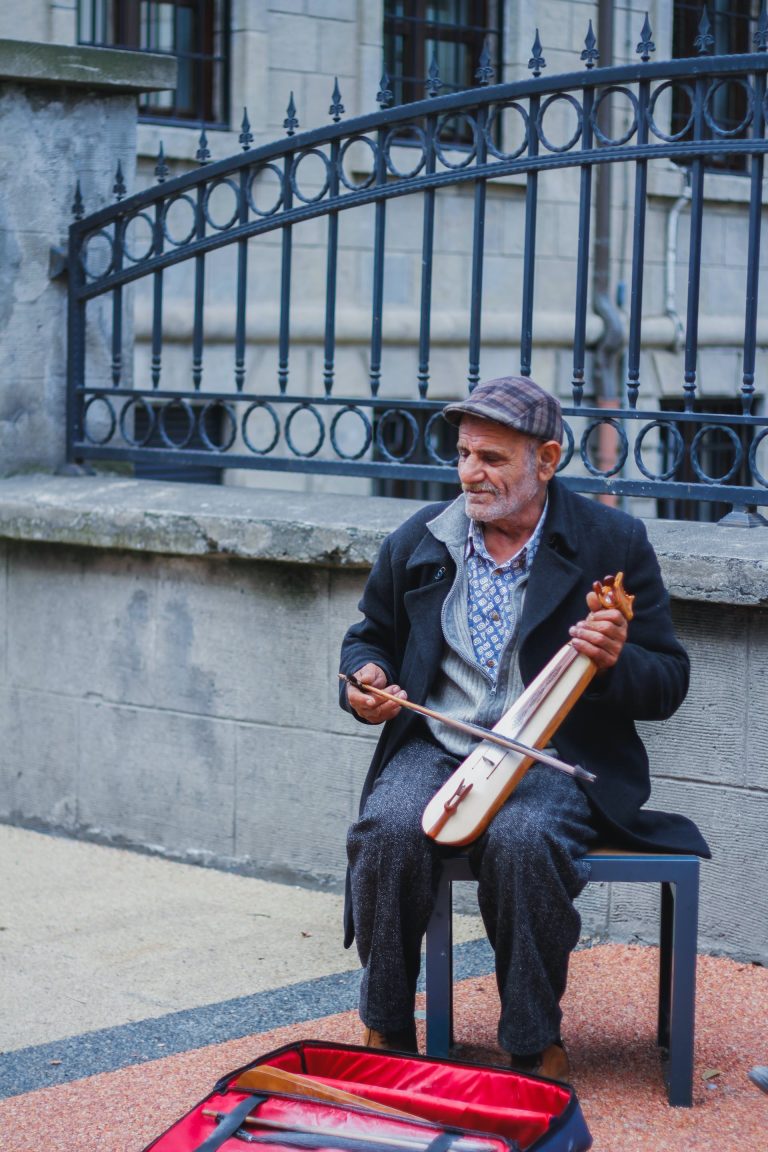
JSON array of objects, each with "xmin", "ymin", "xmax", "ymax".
[
  {"xmin": 755, "ymin": 1, "xmax": 768, "ymax": 51},
  {"xmin": 113, "ymin": 159, "xmax": 126, "ymax": 201},
  {"xmin": 154, "ymin": 142, "xmax": 169, "ymax": 183},
  {"xmin": 475, "ymin": 37, "xmax": 494, "ymax": 86},
  {"xmin": 636, "ymin": 13, "xmax": 656, "ymax": 61},
  {"xmin": 239, "ymin": 107, "xmax": 254, "ymax": 150},
  {"xmin": 196, "ymin": 125, "xmax": 211, "ymax": 164},
  {"xmin": 426, "ymin": 48, "xmax": 444, "ymax": 97},
  {"xmin": 377, "ymin": 68, "xmax": 393, "ymax": 107},
  {"xmin": 72, "ymin": 179, "xmax": 84, "ymax": 220},
  {"xmin": 329, "ymin": 76, "xmax": 345, "ymax": 122},
  {"xmin": 694, "ymin": 6, "xmax": 714, "ymax": 54},
  {"xmin": 581, "ymin": 19, "xmax": 599, "ymax": 69},
  {"xmin": 284, "ymin": 91, "xmax": 299, "ymax": 136},
  {"xmin": 528, "ymin": 28, "xmax": 546, "ymax": 77}
]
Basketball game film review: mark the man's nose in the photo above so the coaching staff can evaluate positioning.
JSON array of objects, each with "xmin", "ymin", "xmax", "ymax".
[{"xmin": 459, "ymin": 454, "xmax": 482, "ymax": 481}]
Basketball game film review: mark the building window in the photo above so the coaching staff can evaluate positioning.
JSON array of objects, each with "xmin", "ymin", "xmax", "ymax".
[
  {"xmin": 672, "ymin": 1, "xmax": 756, "ymax": 173},
  {"xmin": 383, "ymin": 1, "xmax": 502, "ymax": 108},
  {"xmin": 77, "ymin": 0, "xmax": 230, "ymax": 128}
]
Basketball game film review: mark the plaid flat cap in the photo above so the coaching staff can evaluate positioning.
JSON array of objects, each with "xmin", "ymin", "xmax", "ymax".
[{"xmin": 443, "ymin": 375, "xmax": 563, "ymax": 443}]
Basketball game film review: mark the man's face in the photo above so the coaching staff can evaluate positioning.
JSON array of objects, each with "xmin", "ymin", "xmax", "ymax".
[{"xmin": 457, "ymin": 415, "xmax": 559, "ymax": 525}]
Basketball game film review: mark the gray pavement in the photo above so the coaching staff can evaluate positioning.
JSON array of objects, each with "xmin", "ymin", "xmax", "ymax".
[{"xmin": 0, "ymin": 825, "xmax": 489, "ymax": 1098}]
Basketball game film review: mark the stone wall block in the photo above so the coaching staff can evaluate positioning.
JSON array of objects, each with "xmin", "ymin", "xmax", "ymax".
[
  {"xmin": 235, "ymin": 724, "xmax": 368, "ymax": 883},
  {"xmin": 268, "ymin": 13, "xmax": 320, "ymax": 73},
  {"xmin": 0, "ymin": 687, "xmax": 79, "ymax": 827},
  {"xmin": 6, "ymin": 544, "xmax": 158, "ymax": 708},
  {"xmin": 0, "ymin": 541, "xmax": 6, "ymax": 682},
  {"xmin": 746, "ymin": 608, "xmax": 768, "ymax": 790},
  {"xmin": 78, "ymin": 701, "xmax": 236, "ymax": 857}
]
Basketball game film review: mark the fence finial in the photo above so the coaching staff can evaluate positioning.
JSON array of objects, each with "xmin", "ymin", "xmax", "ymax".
[
  {"xmin": 755, "ymin": 1, "xmax": 768, "ymax": 50},
  {"xmin": 528, "ymin": 29, "xmax": 546, "ymax": 77},
  {"xmin": 72, "ymin": 179, "xmax": 84, "ymax": 220},
  {"xmin": 113, "ymin": 159, "xmax": 126, "ymax": 201},
  {"xmin": 377, "ymin": 68, "xmax": 393, "ymax": 108},
  {"xmin": 284, "ymin": 92, "xmax": 299, "ymax": 136},
  {"xmin": 581, "ymin": 20, "xmax": 599, "ymax": 68},
  {"xmin": 196, "ymin": 125, "xmax": 211, "ymax": 164},
  {"xmin": 694, "ymin": 7, "xmax": 715, "ymax": 54},
  {"xmin": 426, "ymin": 48, "xmax": 444, "ymax": 96},
  {"xmin": 154, "ymin": 142, "xmax": 169, "ymax": 184},
  {"xmin": 240, "ymin": 108, "xmax": 254, "ymax": 151},
  {"xmin": 329, "ymin": 77, "xmax": 345, "ymax": 123},
  {"xmin": 475, "ymin": 38, "xmax": 495, "ymax": 86},
  {"xmin": 636, "ymin": 13, "xmax": 656, "ymax": 61}
]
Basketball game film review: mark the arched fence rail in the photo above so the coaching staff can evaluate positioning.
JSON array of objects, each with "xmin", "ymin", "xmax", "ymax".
[{"xmin": 67, "ymin": 10, "xmax": 768, "ymax": 518}]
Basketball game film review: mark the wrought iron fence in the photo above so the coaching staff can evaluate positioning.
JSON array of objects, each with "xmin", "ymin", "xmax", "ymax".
[{"xmin": 67, "ymin": 7, "xmax": 768, "ymax": 520}]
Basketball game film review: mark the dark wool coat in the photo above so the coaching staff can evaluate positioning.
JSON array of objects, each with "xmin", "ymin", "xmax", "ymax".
[{"xmin": 339, "ymin": 480, "xmax": 710, "ymax": 943}]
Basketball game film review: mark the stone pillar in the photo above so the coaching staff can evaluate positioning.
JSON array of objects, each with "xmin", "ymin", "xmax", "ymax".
[{"xmin": 0, "ymin": 40, "xmax": 176, "ymax": 476}]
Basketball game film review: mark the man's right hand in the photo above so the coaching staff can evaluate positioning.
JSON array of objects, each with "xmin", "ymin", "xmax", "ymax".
[{"xmin": 346, "ymin": 663, "xmax": 407, "ymax": 724}]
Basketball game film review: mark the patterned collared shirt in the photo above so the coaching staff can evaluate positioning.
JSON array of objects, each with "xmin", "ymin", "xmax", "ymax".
[{"xmin": 465, "ymin": 501, "xmax": 548, "ymax": 679}]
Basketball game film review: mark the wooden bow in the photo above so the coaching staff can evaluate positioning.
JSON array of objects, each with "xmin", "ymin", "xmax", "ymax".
[{"xmin": 421, "ymin": 572, "xmax": 634, "ymax": 845}]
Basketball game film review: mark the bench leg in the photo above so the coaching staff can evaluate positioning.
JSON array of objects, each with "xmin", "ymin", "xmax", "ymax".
[
  {"xmin": 425, "ymin": 869, "xmax": 454, "ymax": 1057},
  {"xmin": 662, "ymin": 863, "xmax": 699, "ymax": 1107}
]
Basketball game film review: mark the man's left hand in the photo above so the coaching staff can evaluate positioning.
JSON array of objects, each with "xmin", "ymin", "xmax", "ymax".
[{"xmin": 568, "ymin": 588, "xmax": 628, "ymax": 671}]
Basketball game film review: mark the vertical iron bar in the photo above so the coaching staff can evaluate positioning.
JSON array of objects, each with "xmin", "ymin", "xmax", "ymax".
[
  {"xmin": 235, "ymin": 166, "xmax": 249, "ymax": 391},
  {"xmin": 324, "ymin": 139, "xmax": 340, "ymax": 395},
  {"xmin": 111, "ymin": 218, "xmax": 123, "ymax": 387},
  {"xmin": 626, "ymin": 77, "xmax": 650, "ymax": 410},
  {"xmin": 151, "ymin": 201, "xmax": 164, "ymax": 388},
  {"xmin": 67, "ymin": 226, "xmax": 87, "ymax": 460},
  {"xmin": 467, "ymin": 105, "xmax": 488, "ymax": 390},
  {"xmin": 683, "ymin": 77, "xmax": 706, "ymax": 411},
  {"xmin": 741, "ymin": 70, "xmax": 765, "ymax": 416},
  {"xmin": 418, "ymin": 115, "xmax": 437, "ymax": 398},
  {"xmin": 369, "ymin": 127, "xmax": 387, "ymax": 396},
  {"xmin": 571, "ymin": 88, "xmax": 594, "ymax": 406},
  {"xmin": 520, "ymin": 93, "xmax": 540, "ymax": 377},
  {"xmin": 192, "ymin": 184, "xmax": 206, "ymax": 390},
  {"xmin": 278, "ymin": 153, "xmax": 293, "ymax": 393}
]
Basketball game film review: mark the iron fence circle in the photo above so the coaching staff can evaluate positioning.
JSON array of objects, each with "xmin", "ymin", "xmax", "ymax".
[
  {"xmin": 374, "ymin": 408, "xmax": 420, "ymax": 462},
  {"xmin": 121, "ymin": 211, "xmax": 156, "ymax": 265},
  {"xmin": 591, "ymin": 86, "xmax": 639, "ymax": 147},
  {"xmin": 80, "ymin": 229, "xmax": 115, "ymax": 281},
  {"xmin": 246, "ymin": 163, "xmax": 285, "ymax": 217},
  {"xmin": 285, "ymin": 402, "xmax": 325, "ymax": 457},
  {"xmin": 242, "ymin": 400, "xmax": 280, "ymax": 455},
  {"xmin": 338, "ymin": 136, "xmax": 378, "ymax": 190},
  {"xmin": 555, "ymin": 421, "xmax": 575, "ymax": 471},
  {"xmin": 634, "ymin": 420, "xmax": 685, "ymax": 481},
  {"xmin": 200, "ymin": 400, "xmax": 238, "ymax": 452},
  {"xmin": 536, "ymin": 92, "xmax": 583, "ymax": 154},
  {"xmin": 484, "ymin": 101, "xmax": 530, "ymax": 161},
  {"xmin": 690, "ymin": 424, "xmax": 742, "ymax": 484},
  {"xmin": 158, "ymin": 398, "xmax": 196, "ymax": 449},
  {"xmin": 434, "ymin": 114, "xmax": 478, "ymax": 169},
  {"xmin": 330, "ymin": 405, "xmax": 373, "ymax": 460},
  {"xmin": 580, "ymin": 418, "xmax": 628, "ymax": 477},
  {"xmin": 647, "ymin": 80, "xmax": 695, "ymax": 142},
  {"xmin": 119, "ymin": 395, "xmax": 156, "ymax": 448},
  {"xmin": 82, "ymin": 393, "xmax": 116, "ymax": 445},
  {"xmin": 203, "ymin": 177, "xmax": 241, "ymax": 231},
  {"xmin": 162, "ymin": 193, "xmax": 198, "ymax": 247},
  {"xmin": 425, "ymin": 411, "xmax": 458, "ymax": 466},
  {"xmin": 703, "ymin": 78, "xmax": 754, "ymax": 138},
  {"xmin": 383, "ymin": 124, "xmax": 428, "ymax": 178},
  {"xmin": 290, "ymin": 148, "xmax": 332, "ymax": 205},
  {"xmin": 748, "ymin": 427, "xmax": 768, "ymax": 488}
]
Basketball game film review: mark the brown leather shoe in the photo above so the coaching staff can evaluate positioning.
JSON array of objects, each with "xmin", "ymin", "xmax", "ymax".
[
  {"xmin": 509, "ymin": 1042, "xmax": 570, "ymax": 1083},
  {"xmin": 362, "ymin": 1024, "xmax": 418, "ymax": 1054}
]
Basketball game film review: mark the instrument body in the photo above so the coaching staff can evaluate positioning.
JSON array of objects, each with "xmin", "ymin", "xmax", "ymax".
[{"xmin": 421, "ymin": 573, "xmax": 634, "ymax": 846}]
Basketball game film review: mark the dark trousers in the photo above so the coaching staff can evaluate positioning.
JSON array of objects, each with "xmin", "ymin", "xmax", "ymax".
[{"xmin": 346, "ymin": 734, "xmax": 597, "ymax": 1055}]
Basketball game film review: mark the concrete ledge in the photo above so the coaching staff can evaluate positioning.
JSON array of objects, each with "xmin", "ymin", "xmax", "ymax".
[
  {"xmin": 0, "ymin": 39, "xmax": 177, "ymax": 93},
  {"xmin": 1, "ymin": 474, "xmax": 767, "ymax": 603}
]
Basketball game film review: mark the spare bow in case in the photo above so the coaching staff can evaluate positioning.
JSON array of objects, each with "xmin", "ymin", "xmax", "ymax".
[{"xmin": 142, "ymin": 1039, "xmax": 591, "ymax": 1152}]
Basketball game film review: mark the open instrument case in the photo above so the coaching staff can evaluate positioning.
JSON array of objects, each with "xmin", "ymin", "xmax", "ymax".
[{"xmin": 142, "ymin": 1039, "xmax": 592, "ymax": 1152}]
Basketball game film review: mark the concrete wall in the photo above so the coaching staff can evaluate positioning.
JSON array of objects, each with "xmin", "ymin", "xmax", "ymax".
[{"xmin": 0, "ymin": 474, "xmax": 766, "ymax": 963}]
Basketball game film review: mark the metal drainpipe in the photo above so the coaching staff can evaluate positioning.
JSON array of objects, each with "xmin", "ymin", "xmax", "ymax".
[
  {"xmin": 592, "ymin": 0, "xmax": 625, "ymax": 495},
  {"xmin": 665, "ymin": 180, "xmax": 691, "ymax": 352}
]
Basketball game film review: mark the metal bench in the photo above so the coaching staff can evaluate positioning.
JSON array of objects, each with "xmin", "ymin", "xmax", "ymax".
[{"xmin": 424, "ymin": 847, "xmax": 700, "ymax": 1106}]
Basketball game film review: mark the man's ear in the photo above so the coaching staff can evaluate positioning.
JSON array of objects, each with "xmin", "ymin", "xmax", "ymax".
[{"xmin": 537, "ymin": 439, "xmax": 562, "ymax": 480}]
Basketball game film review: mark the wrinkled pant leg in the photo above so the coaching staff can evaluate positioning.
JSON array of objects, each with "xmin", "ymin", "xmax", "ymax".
[
  {"xmin": 347, "ymin": 735, "xmax": 458, "ymax": 1032},
  {"xmin": 466, "ymin": 766, "xmax": 597, "ymax": 1055}
]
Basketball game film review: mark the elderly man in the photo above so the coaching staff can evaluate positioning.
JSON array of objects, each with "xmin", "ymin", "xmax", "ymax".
[{"xmin": 339, "ymin": 376, "xmax": 709, "ymax": 1081}]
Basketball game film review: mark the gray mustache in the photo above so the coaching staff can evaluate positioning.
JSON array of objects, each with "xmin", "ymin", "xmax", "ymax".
[{"xmin": 463, "ymin": 484, "xmax": 498, "ymax": 495}]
